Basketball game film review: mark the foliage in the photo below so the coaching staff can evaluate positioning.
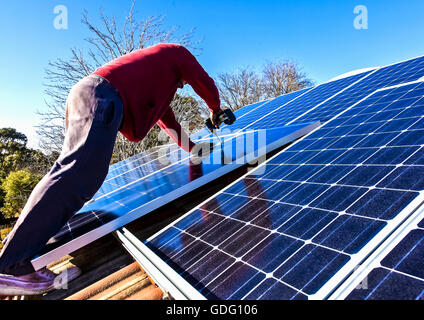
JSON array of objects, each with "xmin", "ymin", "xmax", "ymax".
[
  {"xmin": 0, "ymin": 128, "xmax": 29, "ymax": 180},
  {"xmin": 0, "ymin": 170, "xmax": 42, "ymax": 219},
  {"xmin": 0, "ymin": 227, "xmax": 13, "ymax": 250},
  {"xmin": 0, "ymin": 185, "xmax": 5, "ymax": 215},
  {"xmin": 0, "ymin": 128, "xmax": 55, "ymax": 220},
  {"xmin": 0, "ymin": 128, "xmax": 57, "ymax": 178}
]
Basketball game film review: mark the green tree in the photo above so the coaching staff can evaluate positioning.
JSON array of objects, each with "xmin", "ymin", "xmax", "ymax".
[
  {"xmin": 1, "ymin": 170, "xmax": 42, "ymax": 219},
  {"xmin": 0, "ymin": 128, "xmax": 56, "ymax": 218},
  {"xmin": 0, "ymin": 128, "xmax": 30, "ymax": 180},
  {"xmin": 0, "ymin": 128, "xmax": 56, "ymax": 178}
]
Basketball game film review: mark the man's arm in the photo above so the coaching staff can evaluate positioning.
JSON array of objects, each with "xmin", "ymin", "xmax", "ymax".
[
  {"xmin": 175, "ymin": 45, "xmax": 221, "ymax": 114},
  {"xmin": 157, "ymin": 107, "xmax": 195, "ymax": 153}
]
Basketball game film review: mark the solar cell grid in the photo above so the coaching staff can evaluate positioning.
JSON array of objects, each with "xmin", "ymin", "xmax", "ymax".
[
  {"xmin": 108, "ymin": 145, "xmax": 164, "ymax": 172},
  {"xmin": 297, "ymin": 56, "xmax": 424, "ymax": 124},
  {"xmin": 34, "ymin": 123, "xmax": 318, "ymax": 269},
  {"xmin": 146, "ymin": 79, "xmax": 424, "ymax": 300},
  {"xmin": 213, "ymin": 89, "xmax": 311, "ymax": 134},
  {"xmin": 344, "ymin": 210, "xmax": 424, "ymax": 300},
  {"xmin": 93, "ymin": 145, "xmax": 188, "ymax": 200},
  {"xmin": 244, "ymin": 72, "xmax": 371, "ymax": 131}
]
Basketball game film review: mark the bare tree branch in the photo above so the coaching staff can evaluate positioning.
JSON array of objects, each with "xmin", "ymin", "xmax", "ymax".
[
  {"xmin": 217, "ymin": 67, "xmax": 263, "ymax": 110},
  {"xmin": 217, "ymin": 60, "xmax": 313, "ymax": 110},
  {"xmin": 37, "ymin": 1, "xmax": 203, "ymax": 160},
  {"xmin": 262, "ymin": 59, "xmax": 313, "ymax": 97}
]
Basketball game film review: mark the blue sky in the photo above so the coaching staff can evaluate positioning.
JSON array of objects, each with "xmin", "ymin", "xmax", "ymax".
[{"xmin": 1, "ymin": 0, "xmax": 424, "ymax": 148}]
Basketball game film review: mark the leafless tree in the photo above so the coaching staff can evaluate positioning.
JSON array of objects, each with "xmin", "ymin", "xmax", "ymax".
[
  {"xmin": 36, "ymin": 1, "xmax": 203, "ymax": 161},
  {"xmin": 217, "ymin": 67, "xmax": 262, "ymax": 110},
  {"xmin": 217, "ymin": 60, "xmax": 313, "ymax": 110},
  {"xmin": 262, "ymin": 59, "xmax": 313, "ymax": 98}
]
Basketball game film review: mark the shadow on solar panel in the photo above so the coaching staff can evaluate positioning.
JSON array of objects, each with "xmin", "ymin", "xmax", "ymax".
[
  {"xmin": 145, "ymin": 60, "xmax": 424, "ymax": 300},
  {"xmin": 32, "ymin": 122, "xmax": 319, "ymax": 271}
]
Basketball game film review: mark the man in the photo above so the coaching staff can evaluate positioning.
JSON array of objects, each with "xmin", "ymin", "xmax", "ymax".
[{"xmin": 0, "ymin": 43, "xmax": 222, "ymax": 296}]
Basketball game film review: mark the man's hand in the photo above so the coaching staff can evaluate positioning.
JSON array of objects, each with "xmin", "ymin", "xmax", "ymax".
[{"xmin": 210, "ymin": 109, "xmax": 224, "ymax": 129}]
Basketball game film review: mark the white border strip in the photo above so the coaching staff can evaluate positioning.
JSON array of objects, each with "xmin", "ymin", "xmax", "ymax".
[
  {"xmin": 328, "ymin": 198, "xmax": 424, "ymax": 300},
  {"xmin": 115, "ymin": 228, "xmax": 206, "ymax": 300},
  {"xmin": 309, "ymin": 79, "xmax": 424, "ymax": 299}
]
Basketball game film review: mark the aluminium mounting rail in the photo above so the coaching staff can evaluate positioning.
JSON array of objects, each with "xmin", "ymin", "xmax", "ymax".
[{"xmin": 114, "ymin": 228, "xmax": 206, "ymax": 300}]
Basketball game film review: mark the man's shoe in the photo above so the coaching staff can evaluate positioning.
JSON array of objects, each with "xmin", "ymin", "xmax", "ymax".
[{"xmin": 0, "ymin": 266, "xmax": 81, "ymax": 296}]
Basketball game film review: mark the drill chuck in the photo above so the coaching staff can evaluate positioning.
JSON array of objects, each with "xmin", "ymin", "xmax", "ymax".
[{"xmin": 205, "ymin": 109, "xmax": 236, "ymax": 132}]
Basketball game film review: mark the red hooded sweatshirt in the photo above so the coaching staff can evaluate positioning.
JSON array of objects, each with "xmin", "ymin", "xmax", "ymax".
[{"xmin": 92, "ymin": 44, "xmax": 221, "ymax": 152}]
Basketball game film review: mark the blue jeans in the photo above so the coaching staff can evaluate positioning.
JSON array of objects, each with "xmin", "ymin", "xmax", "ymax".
[{"xmin": 0, "ymin": 75, "xmax": 123, "ymax": 276}]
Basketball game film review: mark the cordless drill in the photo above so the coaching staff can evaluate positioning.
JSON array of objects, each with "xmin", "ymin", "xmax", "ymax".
[{"xmin": 205, "ymin": 109, "xmax": 237, "ymax": 143}]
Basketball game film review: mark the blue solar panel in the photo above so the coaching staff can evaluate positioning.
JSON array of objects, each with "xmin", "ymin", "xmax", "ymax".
[
  {"xmin": 344, "ymin": 211, "xmax": 424, "ymax": 300},
  {"xmin": 146, "ymin": 76, "xmax": 424, "ymax": 299},
  {"xmin": 246, "ymin": 71, "xmax": 371, "ymax": 130},
  {"xmin": 297, "ymin": 56, "xmax": 424, "ymax": 124},
  {"xmin": 93, "ymin": 145, "xmax": 187, "ymax": 200},
  {"xmin": 224, "ymin": 88, "xmax": 312, "ymax": 131},
  {"xmin": 33, "ymin": 122, "xmax": 318, "ymax": 269},
  {"xmin": 232, "ymin": 100, "xmax": 270, "ymax": 118}
]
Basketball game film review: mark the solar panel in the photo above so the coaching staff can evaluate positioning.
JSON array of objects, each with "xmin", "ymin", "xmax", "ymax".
[
  {"xmin": 32, "ymin": 122, "xmax": 319, "ymax": 270},
  {"xmin": 245, "ymin": 71, "xmax": 372, "ymax": 130},
  {"xmin": 345, "ymin": 214, "xmax": 424, "ymax": 300},
  {"xmin": 326, "ymin": 195, "xmax": 424, "ymax": 300},
  {"xmin": 224, "ymin": 88, "xmax": 313, "ymax": 131},
  {"xmin": 145, "ymin": 60, "xmax": 424, "ymax": 300},
  {"xmin": 297, "ymin": 55, "xmax": 424, "ymax": 125},
  {"xmin": 93, "ymin": 144, "xmax": 183, "ymax": 200},
  {"xmin": 32, "ymin": 54, "xmax": 424, "ymax": 301}
]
